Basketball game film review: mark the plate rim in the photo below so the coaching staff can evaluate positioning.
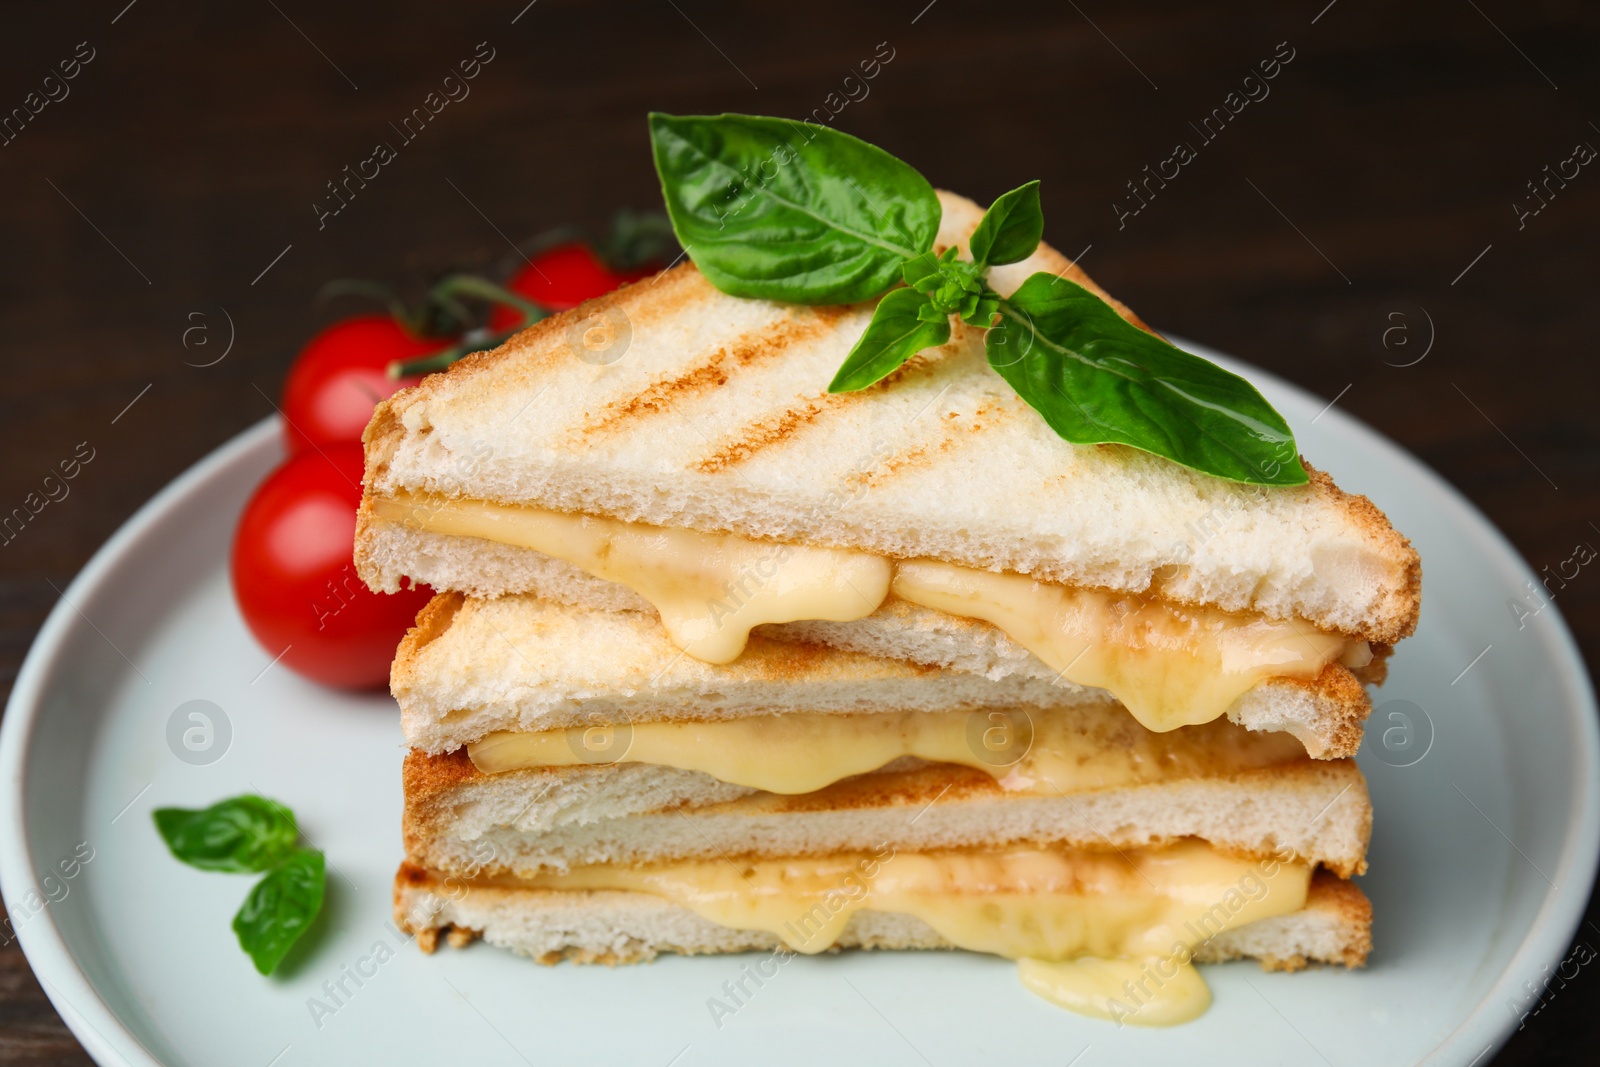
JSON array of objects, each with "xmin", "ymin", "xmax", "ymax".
[
  {"xmin": 0, "ymin": 415, "xmax": 280, "ymax": 1067},
  {"xmin": 1, "ymin": 351, "xmax": 1595, "ymax": 1066}
]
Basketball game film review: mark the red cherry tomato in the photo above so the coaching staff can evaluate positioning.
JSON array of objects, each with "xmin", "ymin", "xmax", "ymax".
[
  {"xmin": 280, "ymin": 316, "xmax": 439, "ymax": 453},
  {"xmin": 488, "ymin": 243, "xmax": 654, "ymax": 330},
  {"xmin": 231, "ymin": 444, "xmax": 431, "ymax": 689}
]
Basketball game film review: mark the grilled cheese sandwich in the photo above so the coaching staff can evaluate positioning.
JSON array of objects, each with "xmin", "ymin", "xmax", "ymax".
[
  {"xmin": 396, "ymin": 751, "xmax": 1371, "ymax": 1023},
  {"xmin": 370, "ymin": 184, "xmax": 1405, "ymax": 1025},
  {"xmin": 375, "ymin": 494, "xmax": 1371, "ymax": 732}
]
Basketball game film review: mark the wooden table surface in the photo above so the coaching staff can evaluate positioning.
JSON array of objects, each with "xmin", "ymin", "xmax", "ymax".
[{"xmin": 1, "ymin": 1, "xmax": 1596, "ymax": 1062}]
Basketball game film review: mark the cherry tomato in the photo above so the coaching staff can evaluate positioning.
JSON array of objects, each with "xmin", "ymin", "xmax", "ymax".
[
  {"xmin": 280, "ymin": 316, "xmax": 439, "ymax": 453},
  {"xmin": 231, "ymin": 444, "xmax": 431, "ymax": 689},
  {"xmin": 487, "ymin": 243, "xmax": 656, "ymax": 330}
]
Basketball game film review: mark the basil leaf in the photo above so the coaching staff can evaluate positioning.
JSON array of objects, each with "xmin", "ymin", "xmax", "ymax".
[
  {"xmin": 233, "ymin": 848, "xmax": 325, "ymax": 975},
  {"xmin": 902, "ymin": 251, "xmax": 944, "ymax": 292},
  {"xmin": 969, "ymin": 181, "xmax": 1043, "ymax": 267},
  {"xmin": 648, "ymin": 113, "xmax": 940, "ymax": 304},
  {"xmin": 987, "ymin": 274, "xmax": 1308, "ymax": 485},
  {"xmin": 828, "ymin": 288, "xmax": 951, "ymax": 393},
  {"xmin": 962, "ymin": 290, "xmax": 1000, "ymax": 328},
  {"xmin": 153, "ymin": 796, "xmax": 298, "ymax": 874}
]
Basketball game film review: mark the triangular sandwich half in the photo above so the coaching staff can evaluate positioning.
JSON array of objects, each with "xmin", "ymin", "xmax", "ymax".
[
  {"xmin": 397, "ymin": 591, "xmax": 1374, "ymax": 761},
  {"xmin": 395, "ymin": 746, "xmax": 1372, "ymax": 1023},
  {"xmin": 358, "ymin": 192, "xmax": 1417, "ymax": 746}
]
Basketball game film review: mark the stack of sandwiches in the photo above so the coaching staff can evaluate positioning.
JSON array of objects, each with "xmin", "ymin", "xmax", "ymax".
[{"xmin": 358, "ymin": 192, "xmax": 1418, "ymax": 1025}]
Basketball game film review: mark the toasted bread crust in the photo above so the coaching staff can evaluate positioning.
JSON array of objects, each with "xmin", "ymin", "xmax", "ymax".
[
  {"xmin": 1301, "ymin": 869, "xmax": 1374, "ymax": 969},
  {"xmin": 387, "ymin": 589, "xmax": 466, "ymax": 700},
  {"xmin": 1274, "ymin": 659, "xmax": 1371, "ymax": 760},
  {"xmin": 403, "ymin": 590, "xmax": 464, "ymax": 654},
  {"xmin": 1297, "ymin": 463, "xmax": 1421, "ymax": 645}
]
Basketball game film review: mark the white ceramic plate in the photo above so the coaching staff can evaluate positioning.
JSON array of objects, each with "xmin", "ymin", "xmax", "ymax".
[{"xmin": 3, "ymin": 344, "xmax": 1596, "ymax": 1067}]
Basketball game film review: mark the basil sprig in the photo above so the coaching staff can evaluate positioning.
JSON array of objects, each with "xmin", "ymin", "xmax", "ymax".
[
  {"xmin": 828, "ymin": 184, "xmax": 1040, "ymax": 389},
  {"xmin": 648, "ymin": 113, "xmax": 1307, "ymax": 486},
  {"xmin": 154, "ymin": 795, "xmax": 326, "ymax": 974}
]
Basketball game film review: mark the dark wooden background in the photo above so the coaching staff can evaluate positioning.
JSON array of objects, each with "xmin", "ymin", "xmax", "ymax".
[{"xmin": 1, "ymin": 0, "xmax": 1596, "ymax": 1062}]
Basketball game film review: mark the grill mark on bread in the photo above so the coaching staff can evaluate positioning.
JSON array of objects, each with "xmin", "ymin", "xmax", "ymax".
[
  {"xmin": 577, "ymin": 315, "xmax": 832, "ymax": 441},
  {"xmin": 690, "ymin": 327, "xmax": 964, "ymax": 474},
  {"xmin": 579, "ymin": 357, "xmax": 731, "ymax": 439},
  {"xmin": 846, "ymin": 443, "xmax": 933, "ymax": 491},
  {"xmin": 693, "ymin": 393, "xmax": 845, "ymax": 473}
]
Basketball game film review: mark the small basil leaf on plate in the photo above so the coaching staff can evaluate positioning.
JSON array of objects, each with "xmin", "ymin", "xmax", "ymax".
[
  {"xmin": 648, "ymin": 112, "xmax": 940, "ymax": 304},
  {"xmin": 987, "ymin": 274, "xmax": 1308, "ymax": 485},
  {"xmin": 232, "ymin": 848, "xmax": 325, "ymax": 976},
  {"xmin": 153, "ymin": 796, "xmax": 298, "ymax": 874},
  {"xmin": 968, "ymin": 180, "xmax": 1044, "ymax": 267},
  {"xmin": 828, "ymin": 288, "xmax": 952, "ymax": 393}
]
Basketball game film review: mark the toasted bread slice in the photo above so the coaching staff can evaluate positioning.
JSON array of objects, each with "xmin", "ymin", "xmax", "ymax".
[
  {"xmin": 394, "ymin": 591, "xmax": 1374, "ymax": 759},
  {"xmin": 402, "ymin": 750, "xmax": 1370, "ymax": 880},
  {"xmin": 394, "ymin": 865, "xmax": 1370, "ymax": 970},
  {"xmin": 359, "ymin": 191, "xmax": 1419, "ymax": 645}
]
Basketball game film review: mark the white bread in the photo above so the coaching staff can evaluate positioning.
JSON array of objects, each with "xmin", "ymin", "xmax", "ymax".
[
  {"xmin": 394, "ymin": 591, "xmax": 1079, "ymax": 754},
  {"xmin": 403, "ymin": 753, "xmax": 1371, "ymax": 880},
  {"xmin": 359, "ymin": 191, "xmax": 1419, "ymax": 645},
  {"xmin": 393, "ymin": 591, "xmax": 1375, "ymax": 759},
  {"xmin": 395, "ymin": 864, "xmax": 1372, "ymax": 970}
]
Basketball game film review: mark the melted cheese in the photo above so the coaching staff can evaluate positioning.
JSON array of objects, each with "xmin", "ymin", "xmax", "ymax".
[
  {"xmin": 894, "ymin": 560, "xmax": 1362, "ymax": 733},
  {"xmin": 372, "ymin": 493, "xmax": 890, "ymax": 663},
  {"xmin": 1019, "ymin": 956, "xmax": 1211, "ymax": 1026},
  {"xmin": 468, "ymin": 704, "xmax": 1307, "ymax": 794},
  {"xmin": 375, "ymin": 493, "xmax": 1367, "ymax": 726},
  {"xmin": 511, "ymin": 840, "xmax": 1309, "ymax": 1025}
]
